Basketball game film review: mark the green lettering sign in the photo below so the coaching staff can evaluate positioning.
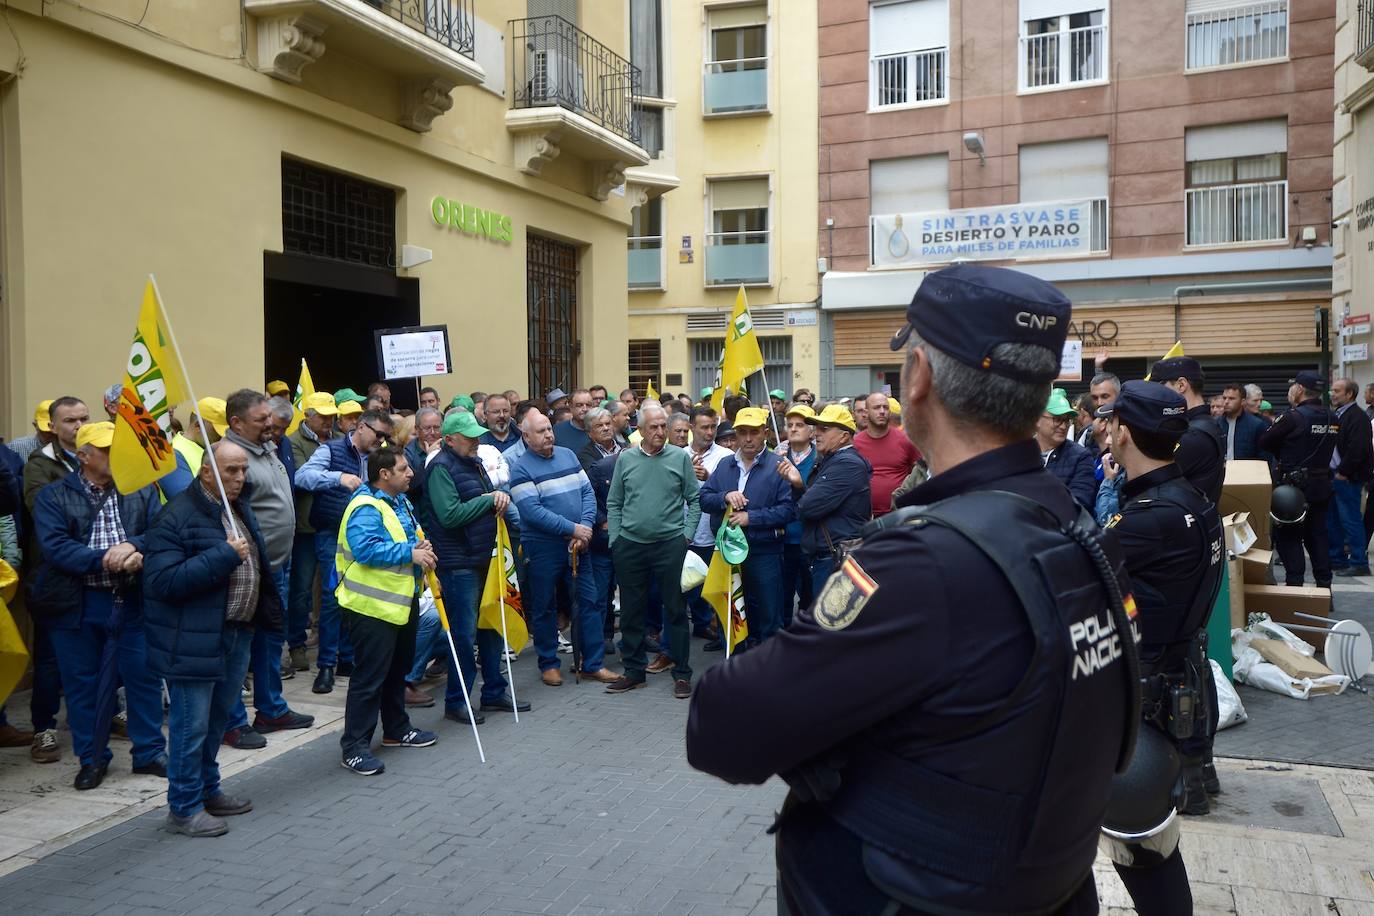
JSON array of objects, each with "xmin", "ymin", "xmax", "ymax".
[{"xmin": 430, "ymin": 196, "xmax": 514, "ymax": 244}]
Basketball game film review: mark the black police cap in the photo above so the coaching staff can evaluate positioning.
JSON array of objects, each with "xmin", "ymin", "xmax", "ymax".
[
  {"xmin": 888, "ymin": 265, "xmax": 1072, "ymax": 384},
  {"xmin": 1095, "ymin": 380, "xmax": 1189, "ymax": 437},
  {"xmin": 1149, "ymin": 356, "xmax": 1204, "ymax": 387},
  {"xmin": 1290, "ymin": 370, "xmax": 1325, "ymax": 390}
]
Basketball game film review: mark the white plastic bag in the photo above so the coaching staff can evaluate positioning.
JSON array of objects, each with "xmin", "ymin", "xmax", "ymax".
[
  {"xmin": 681, "ymin": 550, "xmax": 708, "ymax": 593},
  {"xmin": 1212, "ymin": 659, "xmax": 1247, "ymax": 730}
]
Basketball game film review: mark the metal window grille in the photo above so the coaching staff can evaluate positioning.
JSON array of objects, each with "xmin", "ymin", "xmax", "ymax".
[
  {"xmin": 870, "ymin": 48, "xmax": 947, "ymax": 108},
  {"xmin": 1185, "ymin": 1, "xmax": 1287, "ymax": 70},
  {"xmin": 282, "ymin": 158, "xmax": 396, "ymax": 269},
  {"xmin": 1186, "ymin": 180, "xmax": 1288, "ymax": 246},
  {"xmin": 1361, "ymin": 1, "xmax": 1374, "ymax": 63},
  {"xmin": 691, "ymin": 339, "xmax": 723, "ymax": 397},
  {"xmin": 364, "ymin": 0, "xmax": 475, "ymax": 55},
  {"xmin": 1021, "ymin": 21, "xmax": 1106, "ymax": 90},
  {"xmin": 527, "ymin": 234, "xmax": 580, "ymax": 396},
  {"xmin": 746, "ymin": 337, "xmax": 792, "ymax": 403},
  {"xmin": 628, "ymin": 340, "xmax": 662, "ymax": 397}
]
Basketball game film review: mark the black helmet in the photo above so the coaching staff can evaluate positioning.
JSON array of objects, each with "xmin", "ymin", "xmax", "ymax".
[
  {"xmin": 1101, "ymin": 726, "xmax": 1180, "ymax": 841},
  {"xmin": 1270, "ymin": 484, "xmax": 1308, "ymax": 527}
]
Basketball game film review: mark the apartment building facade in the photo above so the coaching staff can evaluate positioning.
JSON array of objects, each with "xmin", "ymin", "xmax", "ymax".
[
  {"xmin": 1333, "ymin": 0, "xmax": 1374, "ymax": 384},
  {"xmin": 819, "ymin": 0, "xmax": 1335, "ymax": 399}
]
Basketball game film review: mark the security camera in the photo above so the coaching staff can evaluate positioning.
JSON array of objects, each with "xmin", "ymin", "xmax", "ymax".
[{"xmin": 1333, "ymin": 217, "xmax": 1350, "ymax": 229}]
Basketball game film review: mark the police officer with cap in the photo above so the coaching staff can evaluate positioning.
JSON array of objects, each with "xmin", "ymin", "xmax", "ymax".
[
  {"xmin": 1149, "ymin": 356, "xmax": 1224, "ymax": 505},
  {"xmin": 1259, "ymin": 370, "xmax": 1337, "ymax": 588},
  {"xmin": 1096, "ymin": 380, "xmax": 1224, "ymax": 914},
  {"xmin": 686, "ymin": 264, "xmax": 1139, "ymax": 916}
]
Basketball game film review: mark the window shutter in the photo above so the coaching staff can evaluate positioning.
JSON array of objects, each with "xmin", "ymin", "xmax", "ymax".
[
  {"xmin": 1019, "ymin": 137, "xmax": 1109, "ymax": 201},
  {"xmin": 1185, "ymin": 120, "xmax": 1287, "ymax": 161}
]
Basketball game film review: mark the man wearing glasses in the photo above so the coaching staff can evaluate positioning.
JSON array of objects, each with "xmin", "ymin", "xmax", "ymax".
[
  {"xmin": 296, "ymin": 409, "xmax": 395, "ymax": 694},
  {"xmin": 1035, "ymin": 389, "xmax": 1097, "ymax": 511}
]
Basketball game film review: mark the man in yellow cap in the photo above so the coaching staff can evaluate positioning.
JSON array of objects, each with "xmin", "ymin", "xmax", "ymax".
[
  {"xmin": 776, "ymin": 403, "xmax": 818, "ymax": 624},
  {"xmin": 6, "ymin": 399, "xmax": 56, "ymax": 464},
  {"xmin": 266, "ymin": 380, "xmax": 291, "ymax": 398},
  {"xmin": 186, "ymin": 397, "xmax": 227, "ymax": 451},
  {"xmin": 24, "ymin": 397, "xmax": 90, "ymax": 514},
  {"xmin": 337, "ymin": 399, "xmax": 362, "ymax": 437},
  {"xmin": 284, "ymin": 391, "xmax": 339, "ymax": 672},
  {"xmin": 30, "ymin": 421, "xmax": 167, "ymax": 790}
]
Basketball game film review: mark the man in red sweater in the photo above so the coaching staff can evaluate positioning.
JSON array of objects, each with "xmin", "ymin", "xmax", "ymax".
[{"xmin": 853, "ymin": 392, "xmax": 920, "ymax": 516}]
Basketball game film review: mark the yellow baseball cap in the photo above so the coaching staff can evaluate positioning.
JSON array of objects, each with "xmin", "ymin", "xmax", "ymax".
[
  {"xmin": 301, "ymin": 391, "xmax": 338, "ymax": 416},
  {"xmin": 34, "ymin": 399, "xmax": 54, "ymax": 432},
  {"xmin": 76, "ymin": 421, "xmax": 115, "ymax": 449},
  {"xmin": 887, "ymin": 397, "xmax": 901, "ymax": 416},
  {"xmin": 196, "ymin": 397, "xmax": 229, "ymax": 437},
  {"xmin": 266, "ymin": 380, "xmax": 290, "ymax": 397},
  {"xmin": 804, "ymin": 404, "xmax": 857, "ymax": 432},
  {"xmin": 733, "ymin": 406, "xmax": 772, "ymax": 429},
  {"xmin": 784, "ymin": 403, "xmax": 815, "ymax": 420},
  {"xmin": 338, "ymin": 400, "xmax": 363, "ymax": 417}
]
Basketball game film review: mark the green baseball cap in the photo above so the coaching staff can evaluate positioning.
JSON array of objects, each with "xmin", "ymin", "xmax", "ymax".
[
  {"xmin": 1260, "ymin": 400, "xmax": 1273, "ymax": 411},
  {"xmin": 449, "ymin": 394, "xmax": 476, "ymax": 412},
  {"xmin": 769, "ymin": 389, "xmax": 786, "ymax": 401},
  {"xmin": 1045, "ymin": 388, "xmax": 1076, "ymax": 417},
  {"xmin": 715, "ymin": 515, "xmax": 750, "ymax": 565},
  {"xmin": 441, "ymin": 411, "xmax": 488, "ymax": 438},
  {"xmin": 334, "ymin": 387, "xmax": 367, "ymax": 405},
  {"xmin": 699, "ymin": 386, "xmax": 714, "ymax": 399}
]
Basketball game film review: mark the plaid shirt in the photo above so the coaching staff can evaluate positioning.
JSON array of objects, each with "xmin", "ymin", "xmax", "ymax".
[
  {"xmin": 202, "ymin": 483, "xmax": 261, "ymax": 623},
  {"xmin": 82, "ymin": 477, "xmax": 126, "ymax": 589}
]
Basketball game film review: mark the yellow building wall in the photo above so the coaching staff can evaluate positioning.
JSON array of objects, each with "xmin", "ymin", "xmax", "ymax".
[{"xmin": 1, "ymin": 10, "xmax": 633, "ymax": 435}]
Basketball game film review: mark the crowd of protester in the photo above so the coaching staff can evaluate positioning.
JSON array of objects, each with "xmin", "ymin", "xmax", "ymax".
[{"xmin": 0, "ymin": 357, "xmax": 1365, "ymax": 835}]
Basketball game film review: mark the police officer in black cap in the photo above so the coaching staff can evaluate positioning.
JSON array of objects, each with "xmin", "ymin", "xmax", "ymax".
[
  {"xmin": 685, "ymin": 264, "xmax": 1139, "ymax": 915},
  {"xmin": 1259, "ymin": 370, "xmax": 1337, "ymax": 587},
  {"xmin": 1149, "ymin": 356, "xmax": 1225, "ymax": 504},
  {"xmin": 1096, "ymin": 380, "xmax": 1224, "ymax": 915}
]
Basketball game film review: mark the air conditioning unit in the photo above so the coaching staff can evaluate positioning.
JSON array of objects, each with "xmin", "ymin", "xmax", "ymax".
[{"xmin": 529, "ymin": 49, "xmax": 582, "ymax": 106}]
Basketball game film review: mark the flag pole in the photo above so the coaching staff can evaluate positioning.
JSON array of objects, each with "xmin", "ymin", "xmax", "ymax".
[
  {"xmin": 427, "ymin": 568, "xmax": 487, "ymax": 763},
  {"xmin": 754, "ymin": 368, "xmax": 783, "ymax": 446},
  {"xmin": 148, "ymin": 274, "xmax": 240, "ymax": 540},
  {"xmin": 724, "ymin": 576, "xmax": 732, "ymax": 661}
]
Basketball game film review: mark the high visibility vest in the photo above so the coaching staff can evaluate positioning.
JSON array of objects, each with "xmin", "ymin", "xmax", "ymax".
[
  {"xmin": 335, "ymin": 494, "xmax": 416, "ymax": 625},
  {"xmin": 172, "ymin": 433, "xmax": 204, "ymax": 475}
]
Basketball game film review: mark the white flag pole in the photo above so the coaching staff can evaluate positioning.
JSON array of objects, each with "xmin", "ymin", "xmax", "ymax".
[
  {"xmin": 148, "ymin": 274, "xmax": 240, "ymax": 540},
  {"xmin": 724, "ymin": 565, "xmax": 733, "ymax": 661},
  {"xmin": 754, "ymin": 367, "xmax": 783, "ymax": 446},
  {"xmin": 440, "ymin": 617, "xmax": 487, "ymax": 763}
]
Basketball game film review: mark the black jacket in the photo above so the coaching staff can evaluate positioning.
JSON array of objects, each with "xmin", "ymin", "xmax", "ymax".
[
  {"xmin": 796, "ymin": 446, "xmax": 872, "ymax": 556},
  {"xmin": 1335, "ymin": 403, "xmax": 1374, "ymax": 483}
]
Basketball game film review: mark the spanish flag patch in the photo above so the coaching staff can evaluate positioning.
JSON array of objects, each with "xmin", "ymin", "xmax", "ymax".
[
  {"xmin": 815, "ymin": 557, "xmax": 879, "ymax": 631},
  {"xmin": 842, "ymin": 556, "xmax": 878, "ymax": 597},
  {"xmin": 1123, "ymin": 593, "xmax": 1138, "ymax": 619}
]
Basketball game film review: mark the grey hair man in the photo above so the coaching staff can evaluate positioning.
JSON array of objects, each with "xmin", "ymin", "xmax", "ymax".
[{"xmin": 1244, "ymin": 383, "xmax": 1263, "ymax": 415}]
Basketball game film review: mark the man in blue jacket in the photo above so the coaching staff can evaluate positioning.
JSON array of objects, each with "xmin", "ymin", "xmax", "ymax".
[
  {"xmin": 1036, "ymin": 389, "xmax": 1098, "ymax": 511},
  {"xmin": 30, "ymin": 421, "xmax": 166, "ymax": 790},
  {"xmin": 143, "ymin": 441, "xmax": 281, "ymax": 837},
  {"xmin": 700, "ymin": 407, "xmax": 796, "ymax": 646}
]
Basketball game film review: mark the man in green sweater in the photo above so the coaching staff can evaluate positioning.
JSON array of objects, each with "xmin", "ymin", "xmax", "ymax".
[{"xmin": 606, "ymin": 403, "xmax": 701, "ymax": 698}]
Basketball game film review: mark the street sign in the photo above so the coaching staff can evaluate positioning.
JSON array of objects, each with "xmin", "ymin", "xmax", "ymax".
[
  {"xmin": 1345, "ymin": 313, "xmax": 1371, "ymax": 326},
  {"xmin": 1341, "ymin": 323, "xmax": 1371, "ymax": 337},
  {"xmin": 785, "ymin": 310, "xmax": 818, "ymax": 327},
  {"xmin": 1343, "ymin": 343, "xmax": 1368, "ymax": 363}
]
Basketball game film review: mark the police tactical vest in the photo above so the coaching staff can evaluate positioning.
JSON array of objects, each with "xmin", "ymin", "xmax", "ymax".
[
  {"xmin": 1184, "ymin": 413, "xmax": 1225, "ymax": 505},
  {"xmin": 799, "ymin": 491, "xmax": 1138, "ymax": 916},
  {"xmin": 334, "ymin": 493, "xmax": 416, "ymax": 625},
  {"xmin": 1277, "ymin": 401, "xmax": 1337, "ymax": 500}
]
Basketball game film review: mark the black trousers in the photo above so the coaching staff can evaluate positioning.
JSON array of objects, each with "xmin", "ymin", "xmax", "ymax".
[
  {"xmin": 1273, "ymin": 498, "xmax": 1332, "ymax": 586},
  {"xmin": 613, "ymin": 536, "xmax": 690, "ymax": 681},
  {"xmin": 340, "ymin": 598, "xmax": 418, "ymax": 758}
]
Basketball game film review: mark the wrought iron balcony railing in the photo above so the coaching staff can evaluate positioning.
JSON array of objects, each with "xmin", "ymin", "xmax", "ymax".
[
  {"xmin": 510, "ymin": 15, "xmax": 643, "ymax": 146},
  {"xmin": 1358, "ymin": 1, "xmax": 1374, "ymax": 69},
  {"xmin": 362, "ymin": 0, "xmax": 475, "ymax": 57}
]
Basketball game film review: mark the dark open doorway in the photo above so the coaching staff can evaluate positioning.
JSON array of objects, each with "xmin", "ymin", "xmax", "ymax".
[{"xmin": 263, "ymin": 252, "xmax": 421, "ymax": 410}]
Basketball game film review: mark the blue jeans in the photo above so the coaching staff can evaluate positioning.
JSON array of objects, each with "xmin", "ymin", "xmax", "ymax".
[
  {"xmin": 741, "ymin": 551, "xmax": 785, "ymax": 644},
  {"xmin": 1327, "ymin": 478, "xmax": 1369, "ymax": 569},
  {"xmin": 48, "ymin": 597, "xmax": 166, "ymax": 768},
  {"xmin": 166, "ymin": 625, "xmax": 254, "ymax": 817},
  {"xmin": 29, "ymin": 624, "xmax": 63, "ymax": 732},
  {"xmin": 586, "ymin": 552, "xmax": 615, "ymax": 639},
  {"xmin": 524, "ymin": 538, "xmax": 606, "ymax": 673},
  {"xmin": 227, "ymin": 566, "xmax": 290, "ymax": 731},
  {"xmin": 808, "ymin": 554, "xmax": 837, "ymax": 603},
  {"xmin": 407, "ymin": 606, "xmax": 443, "ymax": 685},
  {"xmin": 314, "ymin": 531, "xmax": 353, "ymax": 668},
  {"xmin": 437, "ymin": 567, "xmax": 508, "ymax": 711},
  {"xmin": 287, "ymin": 531, "xmax": 318, "ymax": 649},
  {"xmin": 781, "ymin": 542, "xmax": 813, "ymax": 629}
]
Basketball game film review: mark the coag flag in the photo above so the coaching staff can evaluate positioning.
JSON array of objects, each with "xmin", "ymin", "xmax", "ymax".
[
  {"xmin": 479, "ymin": 516, "xmax": 530, "ymax": 651},
  {"xmin": 286, "ymin": 358, "xmax": 316, "ymax": 436},
  {"xmin": 710, "ymin": 286, "xmax": 765, "ymax": 412},
  {"xmin": 702, "ymin": 550, "xmax": 748, "ymax": 654},
  {"xmin": 0, "ymin": 560, "xmax": 28, "ymax": 708},
  {"xmin": 1143, "ymin": 341, "xmax": 1185, "ymax": 380},
  {"xmin": 646, "ymin": 379, "xmax": 660, "ymax": 401},
  {"xmin": 111, "ymin": 281, "xmax": 190, "ymax": 494}
]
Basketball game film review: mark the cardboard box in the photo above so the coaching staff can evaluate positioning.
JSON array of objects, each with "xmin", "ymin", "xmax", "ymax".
[
  {"xmin": 1239, "ymin": 548, "xmax": 1276, "ymax": 586},
  {"xmin": 1249, "ymin": 638, "xmax": 1334, "ymax": 680},
  {"xmin": 1241, "ymin": 584, "xmax": 1331, "ymax": 648},
  {"xmin": 1223, "ymin": 512, "xmax": 1258, "ymax": 556},
  {"xmin": 1219, "ymin": 460, "xmax": 1273, "ymax": 550},
  {"xmin": 1227, "ymin": 554, "xmax": 1247, "ymax": 629}
]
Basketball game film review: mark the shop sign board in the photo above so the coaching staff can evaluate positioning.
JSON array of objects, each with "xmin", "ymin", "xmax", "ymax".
[
  {"xmin": 431, "ymin": 197, "xmax": 514, "ymax": 243},
  {"xmin": 871, "ymin": 199, "xmax": 1094, "ymax": 268},
  {"xmin": 375, "ymin": 325, "xmax": 453, "ymax": 380},
  {"xmin": 1343, "ymin": 313, "xmax": 1370, "ymax": 326},
  {"xmin": 1057, "ymin": 339, "xmax": 1084, "ymax": 382},
  {"xmin": 785, "ymin": 310, "xmax": 818, "ymax": 327}
]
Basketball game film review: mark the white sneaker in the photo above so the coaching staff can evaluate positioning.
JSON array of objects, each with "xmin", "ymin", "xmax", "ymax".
[
  {"xmin": 31, "ymin": 728, "xmax": 60, "ymax": 764},
  {"xmin": 557, "ymin": 631, "xmax": 573, "ymax": 655},
  {"xmin": 503, "ymin": 648, "xmax": 520, "ymax": 662}
]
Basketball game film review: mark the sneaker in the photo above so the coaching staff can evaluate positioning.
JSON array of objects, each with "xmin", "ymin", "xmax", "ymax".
[
  {"xmin": 279, "ymin": 663, "xmax": 295, "ymax": 680},
  {"xmin": 502, "ymin": 647, "xmax": 520, "ymax": 663},
  {"xmin": 110, "ymin": 711, "xmax": 129, "ymax": 741},
  {"xmin": 0, "ymin": 724, "xmax": 33, "ymax": 747},
  {"xmin": 341, "ymin": 753, "xmax": 385, "ymax": 775},
  {"xmin": 381, "ymin": 728, "xmax": 437, "ymax": 748},
  {"xmin": 557, "ymin": 631, "xmax": 573, "ymax": 655},
  {"xmin": 646, "ymin": 653, "xmax": 674, "ymax": 675},
  {"xmin": 30, "ymin": 729, "xmax": 60, "ymax": 764},
  {"xmin": 253, "ymin": 710, "xmax": 315, "ymax": 733},
  {"xmin": 166, "ymin": 809, "xmax": 228, "ymax": 837},
  {"xmin": 289, "ymin": 646, "xmax": 310, "ymax": 671},
  {"xmin": 423, "ymin": 659, "xmax": 446, "ymax": 681},
  {"xmin": 222, "ymin": 726, "xmax": 267, "ymax": 750},
  {"xmin": 605, "ymin": 675, "xmax": 647, "ymax": 694},
  {"xmin": 673, "ymin": 679, "xmax": 692, "ymax": 700}
]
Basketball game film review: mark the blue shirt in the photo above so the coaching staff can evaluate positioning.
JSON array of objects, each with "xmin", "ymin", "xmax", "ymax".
[
  {"xmin": 509, "ymin": 446, "xmax": 596, "ymax": 542},
  {"xmin": 343, "ymin": 484, "xmax": 421, "ymax": 590}
]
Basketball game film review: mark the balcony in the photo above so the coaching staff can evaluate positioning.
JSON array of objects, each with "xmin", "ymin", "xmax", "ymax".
[
  {"xmin": 506, "ymin": 15, "xmax": 650, "ymax": 200},
  {"xmin": 628, "ymin": 236, "xmax": 663, "ymax": 289},
  {"xmin": 245, "ymin": 0, "xmax": 484, "ymax": 131},
  {"xmin": 1359, "ymin": 1, "xmax": 1374, "ymax": 71},
  {"xmin": 705, "ymin": 231, "xmax": 769, "ymax": 286},
  {"xmin": 1019, "ymin": 24, "xmax": 1107, "ymax": 92},
  {"xmin": 704, "ymin": 58, "xmax": 768, "ymax": 115},
  {"xmin": 1186, "ymin": 180, "xmax": 1288, "ymax": 247},
  {"xmin": 870, "ymin": 48, "xmax": 948, "ymax": 110}
]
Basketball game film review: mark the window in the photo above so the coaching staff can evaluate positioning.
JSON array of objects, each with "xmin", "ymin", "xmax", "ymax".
[
  {"xmin": 282, "ymin": 158, "xmax": 396, "ymax": 269},
  {"xmin": 869, "ymin": 0, "xmax": 949, "ymax": 109},
  {"xmin": 628, "ymin": 197, "xmax": 664, "ymax": 290},
  {"xmin": 689, "ymin": 337, "xmax": 790, "ymax": 403},
  {"xmin": 1019, "ymin": 1, "xmax": 1107, "ymax": 91},
  {"xmin": 628, "ymin": 339, "xmax": 662, "ymax": 396},
  {"xmin": 1185, "ymin": 120, "xmax": 1288, "ymax": 246},
  {"xmin": 706, "ymin": 177, "xmax": 770, "ymax": 285},
  {"xmin": 527, "ymin": 233, "xmax": 580, "ymax": 396},
  {"xmin": 631, "ymin": 0, "xmax": 667, "ymax": 158},
  {"xmin": 1185, "ymin": 1, "xmax": 1287, "ymax": 70},
  {"xmin": 869, "ymin": 154, "xmax": 948, "ymax": 266},
  {"xmin": 1019, "ymin": 137, "xmax": 1109, "ymax": 253},
  {"xmin": 704, "ymin": 5, "xmax": 767, "ymax": 114}
]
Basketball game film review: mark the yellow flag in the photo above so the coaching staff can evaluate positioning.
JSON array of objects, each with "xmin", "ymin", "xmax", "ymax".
[
  {"xmin": 286, "ymin": 358, "xmax": 316, "ymax": 436},
  {"xmin": 702, "ymin": 549, "xmax": 749, "ymax": 652},
  {"xmin": 646, "ymin": 379, "xmax": 660, "ymax": 401},
  {"xmin": 110, "ymin": 281, "xmax": 190, "ymax": 494},
  {"xmin": 710, "ymin": 286, "xmax": 766, "ymax": 412},
  {"xmin": 478, "ymin": 517, "xmax": 530, "ymax": 651},
  {"xmin": 0, "ymin": 561, "xmax": 29, "ymax": 708},
  {"xmin": 1144, "ymin": 341, "xmax": 1185, "ymax": 381}
]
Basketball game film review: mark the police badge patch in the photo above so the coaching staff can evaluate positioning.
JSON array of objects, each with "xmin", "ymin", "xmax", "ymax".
[{"xmin": 814, "ymin": 557, "xmax": 878, "ymax": 630}]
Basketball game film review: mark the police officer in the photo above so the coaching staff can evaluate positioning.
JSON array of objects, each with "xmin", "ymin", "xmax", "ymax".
[
  {"xmin": 1259, "ymin": 370, "xmax": 1337, "ymax": 588},
  {"xmin": 1149, "ymin": 356, "xmax": 1224, "ymax": 504},
  {"xmin": 686, "ymin": 265, "xmax": 1138, "ymax": 916},
  {"xmin": 1097, "ymin": 381, "xmax": 1224, "ymax": 915}
]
